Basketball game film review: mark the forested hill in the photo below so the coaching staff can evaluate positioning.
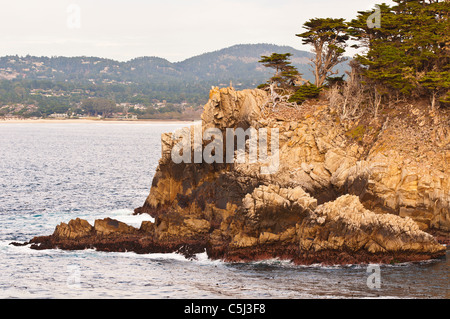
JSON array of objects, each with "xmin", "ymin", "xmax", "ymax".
[
  {"xmin": 0, "ymin": 44, "xmax": 349, "ymax": 104},
  {"xmin": 0, "ymin": 43, "xmax": 350, "ymax": 118},
  {"xmin": 174, "ymin": 44, "xmax": 315, "ymax": 83},
  {"xmin": 0, "ymin": 44, "xmax": 317, "ymax": 86}
]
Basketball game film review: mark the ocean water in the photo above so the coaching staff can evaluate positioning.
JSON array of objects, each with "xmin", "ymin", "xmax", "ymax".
[{"xmin": 0, "ymin": 123, "xmax": 448, "ymax": 299}]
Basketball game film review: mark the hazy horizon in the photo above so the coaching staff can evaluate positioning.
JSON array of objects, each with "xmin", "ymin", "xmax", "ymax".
[{"xmin": 1, "ymin": 0, "xmax": 392, "ymax": 63}]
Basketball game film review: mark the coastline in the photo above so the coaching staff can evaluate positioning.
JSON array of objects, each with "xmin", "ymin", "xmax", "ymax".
[{"xmin": 0, "ymin": 118, "xmax": 200, "ymax": 125}]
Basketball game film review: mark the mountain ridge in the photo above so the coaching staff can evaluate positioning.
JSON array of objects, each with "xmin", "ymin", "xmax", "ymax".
[
  {"xmin": 0, "ymin": 43, "xmax": 349, "ymax": 118},
  {"xmin": 0, "ymin": 43, "xmax": 348, "ymax": 85}
]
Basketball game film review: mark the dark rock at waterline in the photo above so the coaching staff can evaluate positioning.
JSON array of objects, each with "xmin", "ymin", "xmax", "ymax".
[{"xmin": 9, "ymin": 241, "xmax": 29, "ymax": 247}]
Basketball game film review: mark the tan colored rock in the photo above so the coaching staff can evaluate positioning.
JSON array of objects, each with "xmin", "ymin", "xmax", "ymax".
[
  {"xmin": 279, "ymin": 227, "xmax": 297, "ymax": 242},
  {"xmin": 140, "ymin": 221, "xmax": 155, "ymax": 233},
  {"xmin": 243, "ymin": 185, "xmax": 317, "ymax": 223},
  {"xmin": 161, "ymin": 132, "xmax": 174, "ymax": 160},
  {"xmin": 230, "ymin": 232, "xmax": 258, "ymax": 248},
  {"xmin": 259, "ymin": 232, "xmax": 280, "ymax": 244},
  {"xmin": 53, "ymin": 218, "xmax": 93, "ymax": 239},
  {"xmin": 298, "ymin": 195, "xmax": 445, "ymax": 255},
  {"xmin": 133, "ymin": 87, "xmax": 449, "ymax": 264},
  {"xmin": 183, "ymin": 218, "xmax": 211, "ymax": 233},
  {"xmin": 94, "ymin": 218, "xmax": 137, "ymax": 236},
  {"xmin": 201, "ymin": 87, "xmax": 268, "ymax": 130},
  {"xmin": 32, "ymin": 87, "xmax": 449, "ymax": 264}
]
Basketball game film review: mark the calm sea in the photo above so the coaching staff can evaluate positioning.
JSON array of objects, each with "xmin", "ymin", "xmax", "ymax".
[{"xmin": 0, "ymin": 123, "xmax": 448, "ymax": 299}]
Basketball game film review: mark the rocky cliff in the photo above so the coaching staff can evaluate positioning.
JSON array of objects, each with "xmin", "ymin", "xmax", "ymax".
[{"xmin": 28, "ymin": 87, "xmax": 448, "ymax": 265}]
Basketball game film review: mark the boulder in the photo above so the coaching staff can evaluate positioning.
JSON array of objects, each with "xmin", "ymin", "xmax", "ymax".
[
  {"xmin": 53, "ymin": 218, "xmax": 93, "ymax": 239},
  {"xmin": 94, "ymin": 218, "xmax": 137, "ymax": 236}
]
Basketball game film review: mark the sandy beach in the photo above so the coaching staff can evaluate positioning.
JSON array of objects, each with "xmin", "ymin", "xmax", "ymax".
[{"xmin": 0, "ymin": 118, "xmax": 199, "ymax": 125}]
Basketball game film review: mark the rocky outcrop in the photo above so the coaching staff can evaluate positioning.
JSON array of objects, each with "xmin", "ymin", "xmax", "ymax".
[
  {"xmin": 94, "ymin": 218, "xmax": 137, "ymax": 236},
  {"xmin": 53, "ymin": 218, "xmax": 93, "ymax": 240},
  {"xmin": 297, "ymin": 195, "xmax": 443, "ymax": 260},
  {"xmin": 207, "ymin": 187, "xmax": 445, "ymax": 264},
  {"xmin": 29, "ymin": 217, "xmax": 207, "ymax": 259},
  {"xmin": 28, "ymin": 87, "xmax": 448, "ymax": 265}
]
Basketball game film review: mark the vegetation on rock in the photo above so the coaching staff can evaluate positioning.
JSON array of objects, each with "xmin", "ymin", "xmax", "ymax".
[{"xmin": 258, "ymin": 0, "xmax": 449, "ymax": 110}]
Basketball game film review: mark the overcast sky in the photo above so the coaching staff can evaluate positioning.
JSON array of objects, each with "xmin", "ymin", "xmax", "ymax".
[{"xmin": 0, "ymin": 0, "xmax": 391, "ymax": 62}]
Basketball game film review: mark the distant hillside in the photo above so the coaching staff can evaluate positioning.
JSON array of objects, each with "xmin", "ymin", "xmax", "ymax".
[
  {"xmin": 0, "ymin": 43, "xmax": 350, "ymax": 87},
  {"xmin": 0, "ymin": 43, "xmax": 349, "ymax": 118},
  {"xmin": 174, "ymin": 44, "xmax": 315, "ymax": 85}
]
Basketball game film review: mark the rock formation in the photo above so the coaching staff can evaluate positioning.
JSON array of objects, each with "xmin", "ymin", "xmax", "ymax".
[{"xmin": 27, "ymin": 87, "xmax": 448, "ymax": 265}]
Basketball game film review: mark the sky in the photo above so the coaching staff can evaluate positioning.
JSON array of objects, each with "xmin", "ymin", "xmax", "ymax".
[{"xmin": 0, "ymin": 0, "xmax": 391, "ymax": 62}]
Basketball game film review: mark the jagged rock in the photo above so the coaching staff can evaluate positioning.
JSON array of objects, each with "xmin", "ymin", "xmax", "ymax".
[
  {"xmin": 94, "ymin": 218, "xmax": 137, "ymax": 236},
  {"xmin": 213, "ymin": 188, "xmax": 445, "ymax": 264},
  {"xmin": 54, "ymin": 218, "xmax": 93, "ymax": 239},
  {"xmin": 28, "ymin": 87, "xmax": 448, "ymax": 265},
  {"xmin": 230, "ymin": 232, "xmax": 258, "ymax": 248},
  {"xmin": 140, "ymin": 220, "xmax": 155, "ymax": 233},
  {"xmin": 184, "ymin": 218, "xmax": 211, "ymax": 233},
  {"xmin": 153, "ymin": 215, "xmax": 211, "ymax": 241},
  {"xmin": 29, "ymin": 217, "xmax": 206, "ymax": 258},
  {"xmin": 241, "ymin": 185, "xmax": 317, "ymax": 229},
  {"xmin": 202, "ymin": 87, "xmax": 268, "ymax": 130},
  {"xmin": 297, "ymin": 195, "xmax": 445, "ymax": 256}
]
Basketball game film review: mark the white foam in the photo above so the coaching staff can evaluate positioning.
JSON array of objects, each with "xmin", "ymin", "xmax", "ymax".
[
  {"xmin": 192, "ymin": 251, "xmax": 225, "ymax": 266},
  {"xmin": 84, "ymin": 249, "xmax": 225, "ymax": 265},
  {"xmin": 117, "ymin": 251, "xmax": 190, "ymax": 262},
  {"xmin": 85, "ymin": 209, "xmax": 155, "ymax": 229}
]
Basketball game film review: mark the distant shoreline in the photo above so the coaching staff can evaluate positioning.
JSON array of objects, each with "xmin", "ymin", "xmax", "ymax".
[{"xmin": 0, "ymin": 118, "xmax": 200, "ymax": 124}]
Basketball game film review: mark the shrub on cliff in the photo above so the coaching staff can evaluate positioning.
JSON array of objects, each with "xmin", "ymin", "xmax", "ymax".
[
  {"xmin": 288, "ymin": 84, "xmax": 322, "ymax": 105},
  {"xmin": 258, "ymin": 53, "xmax": 302, "ymax": 90},
  {"xmin": 348, "ymin": 0, "xmax": 450, "ymax": 107}
]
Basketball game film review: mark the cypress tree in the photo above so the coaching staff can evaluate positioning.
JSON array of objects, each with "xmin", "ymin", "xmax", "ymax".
[{"xmin": 348, "ymin": 0, "xmax": 449, "ymax": 105}]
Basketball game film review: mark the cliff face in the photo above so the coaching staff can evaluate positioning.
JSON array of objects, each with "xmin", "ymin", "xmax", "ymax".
[{"xmin": 29, "ymin": 87, "xmax": 448, "ymax": 265}]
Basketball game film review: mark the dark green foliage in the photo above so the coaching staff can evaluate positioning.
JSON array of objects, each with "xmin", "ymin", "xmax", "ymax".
[
  {"xmin": 326, "ymin": 75, "xmax": 346, "ymax": 87},
  {"xmin": 348, "ymin": 0, "xmax": 450, "ymax": 105},
  {"xmin": 81, "ymin": 98, "xmax": 118, "ymax": 117},
  {"xmin": 288, "ymin": 84, "xmax": 322, "ymax": 105},
  {"xmin": 258, "ymin": 53, "xmax": 301, "ymax": 88},
  {"xmin": 257, "ymin": 83, "xmax": 269, "ymax": 90},
  {"xmin": 419, "ymin": 71, "xmax": 450, "ymax": 93},
  {"xmin": 259, "ymin": 53, "xmax": 293, "ymax": 73},
  {"xmin": 439, "ymin": 91, "xmax": 450, "ymax": 107}
]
